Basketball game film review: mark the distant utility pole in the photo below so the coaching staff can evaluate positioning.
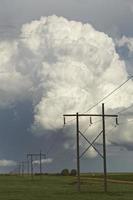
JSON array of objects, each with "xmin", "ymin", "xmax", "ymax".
[
  {"xmin": 18, "ymin": 162, "xmax": 21, "ymax": 176},
  {"xmin": 11, "ymin": 164, "xmax": 20, "ymax": 175},
  {"xmin": 20, "ymin": 161, "xmax": 30, "ymax": 176},
  {"xmin": 21, "ymin": 161, "xmax": 24, "ymax": 176},
  {"xmin": 63, "ymin": 103, "xmax": 118, "ymax": 192},
  {"xmin": 27, "ymin": 151, "xmax": 46, "ymax": 177}
]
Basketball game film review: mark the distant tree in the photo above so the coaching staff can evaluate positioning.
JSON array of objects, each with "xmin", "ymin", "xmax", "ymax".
[
  {"xmin": 61, "ymin": 169, "xmax": 69, "ymax": 176},
  {"xmin": 70, "ymin": 169, "xmax": 77, "ymax": 176}
]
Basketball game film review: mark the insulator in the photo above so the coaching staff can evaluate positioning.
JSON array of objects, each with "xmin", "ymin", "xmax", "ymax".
[
  {"xmin": 90, "ymin": 117, "xmax": 93, "ymax": 125},
  {"xmin": 116, "ymin": 117, "xmax": 119, "ymax": 126},
  {"xmin": 63, "ymin": 116, "xmax": 66, "ymax": 125}
]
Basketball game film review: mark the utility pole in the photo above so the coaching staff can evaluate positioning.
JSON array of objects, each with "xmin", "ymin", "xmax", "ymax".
[
  {"xmin": 27, "ymin": 154, "xmax": 33, "ymax": 177},
  {"xmin": 40, "ymin": 150, "xmax": 42, "ymax": 175},
  {"xmin": 21, "ymin": 161, "xmax": 24, "ymax": 176},
  {"xmin": 76, "ymin": 113, "xmax": 80, "ymax": 192},
  {"xmin": 102, "ymin": 103, "xmax": 107, "ymax": 192},
  {"xmin": 27, "ymin": 159, "xmax": 30, "ymax": 175},
  {"xmin": 63, "ymin": 103, "xmax": 118, "ymax": 192},
  {"xmin": 27, "ymin": 152, "xmax": 46, "ymax": 177},
  {"xmin": 18, "ymin": 163, "xmax": 21, "ymax": 176},
  {"xmin": 27, "ymin": 154, "xmax": 34, "ymax": 177},
  {"xmin": 20, "ymin": 160, "xmax": 30, "ymax": 176}
]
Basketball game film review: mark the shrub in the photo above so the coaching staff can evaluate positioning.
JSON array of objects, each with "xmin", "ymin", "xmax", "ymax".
[
  {"xmin": 70, "ymin": 169, "xmax": 77, "ymax": 176},
  {"xmin": 61, "ymin": 169, "xmax": 69, "ymax": 176}
]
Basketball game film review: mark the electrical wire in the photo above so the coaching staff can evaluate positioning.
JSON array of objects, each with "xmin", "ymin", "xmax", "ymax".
[
  {"xmin": 64, "ymin": 76, "xmax": 133, "ymax": 125},
  {"xmin": 118, "ymin": 119, "xmax": 133, "ymax": 125},
  {"xmin": 117, "ymin": 104, "xmax": 133, "ymax": 115},
  {"xmin": 84, "ymin": 76, "xmax": 133, "ymax": 114}
]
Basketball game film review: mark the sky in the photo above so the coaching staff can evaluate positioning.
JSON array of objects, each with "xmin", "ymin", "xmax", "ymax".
[{"xmin": 0, "ymin": 0, "xmax": 133, "ymax": 173}]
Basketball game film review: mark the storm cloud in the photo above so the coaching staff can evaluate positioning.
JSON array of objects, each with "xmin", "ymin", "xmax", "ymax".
[{"xmin": 0, "ymin": 16, "xmax": 132, "ymax": 158}]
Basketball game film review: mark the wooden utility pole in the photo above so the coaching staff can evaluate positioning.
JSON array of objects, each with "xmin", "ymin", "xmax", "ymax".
[
  {"xmin": 102, "ymin": 103, "xmax": 107, "ymax": 192},
  {"xmin": 76, "ymin": 113, "xmax": 80, "ymax": 191},
  {"xmin": 63, "ymin": 103, "xmax": 118, "ymax": 192},
  {"xmin": 27, "ymin": 152, "xmax": 46, "ymax": 177}
]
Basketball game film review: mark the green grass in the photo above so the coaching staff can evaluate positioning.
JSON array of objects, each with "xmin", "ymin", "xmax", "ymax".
[
  {"xmin": 0, "ymin": 174, "xmax": 133, "ymax": 200},
  {"xmin": 82, "ymin": 172, "xmax": 133, "ymax": 181}
]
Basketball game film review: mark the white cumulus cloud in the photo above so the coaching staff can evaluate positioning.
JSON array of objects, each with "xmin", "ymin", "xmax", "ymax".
[
  {"xmin": 116, "ymin": 36, "xmax": 133, "ymax": 52},
  {"xmin": 33, "ymin": 158, "xmax": 53, "ymax": 165},
  {"xmin": 0, "ymin": 159, "xmax": 16, "ymax": 167},
  {"xmin": 0, "ymin": 15, "xmax": 133, "ymax": 157}
]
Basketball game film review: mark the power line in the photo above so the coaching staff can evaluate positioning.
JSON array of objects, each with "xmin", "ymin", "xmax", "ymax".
[
  {"xmin": 64, "ymin": 76, "xmax": 133, "ymax": 125},
  {"xmin": 38, "ymin": 77, "xmax": 133, "ymax": 174},
  {"xmin": 117, "ymin": 104, "xmax": 133, "ymax": 115},
  {"xmin": 32, "ymin": 75, "xmax": 133, "ymax": 175},
  {"xmin": 118, "ymin": 119, "xmax": 133, "ymax": 125},
  {"xmin": 84, "ymin": 76, "xmax": 133, "ymax": 114},
  {"xmin": 105, "ymin": 104, "xmax": 133, "ymax": 124}
]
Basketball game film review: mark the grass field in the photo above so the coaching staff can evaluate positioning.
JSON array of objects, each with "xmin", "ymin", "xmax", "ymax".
[{"xmin": 1, "ymin": 174, "xmax": 133, "ymax": 200}]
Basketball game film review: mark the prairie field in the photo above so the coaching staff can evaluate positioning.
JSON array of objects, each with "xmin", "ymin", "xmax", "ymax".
[{"xmin": 0, "ymin": 173, "xmax": 133, "ymax": 200}]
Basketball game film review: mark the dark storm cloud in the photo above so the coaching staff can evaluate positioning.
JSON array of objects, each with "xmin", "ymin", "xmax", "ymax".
[{"xmin": 0, "ymin": 101, "xmax": 77, "ymax": 173}]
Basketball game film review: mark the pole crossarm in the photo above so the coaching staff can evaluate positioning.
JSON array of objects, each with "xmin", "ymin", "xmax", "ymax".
[
  {"xmin": 27, "ymin": 154, "xmax": 46, "ymax": 157},
  {"xmin": 79, "ymin": 130, "xmax": 103, "ymax": 159},
  {"xmin": 63, "ymin": 114, "xmax": 118, "ymax": 117}
]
